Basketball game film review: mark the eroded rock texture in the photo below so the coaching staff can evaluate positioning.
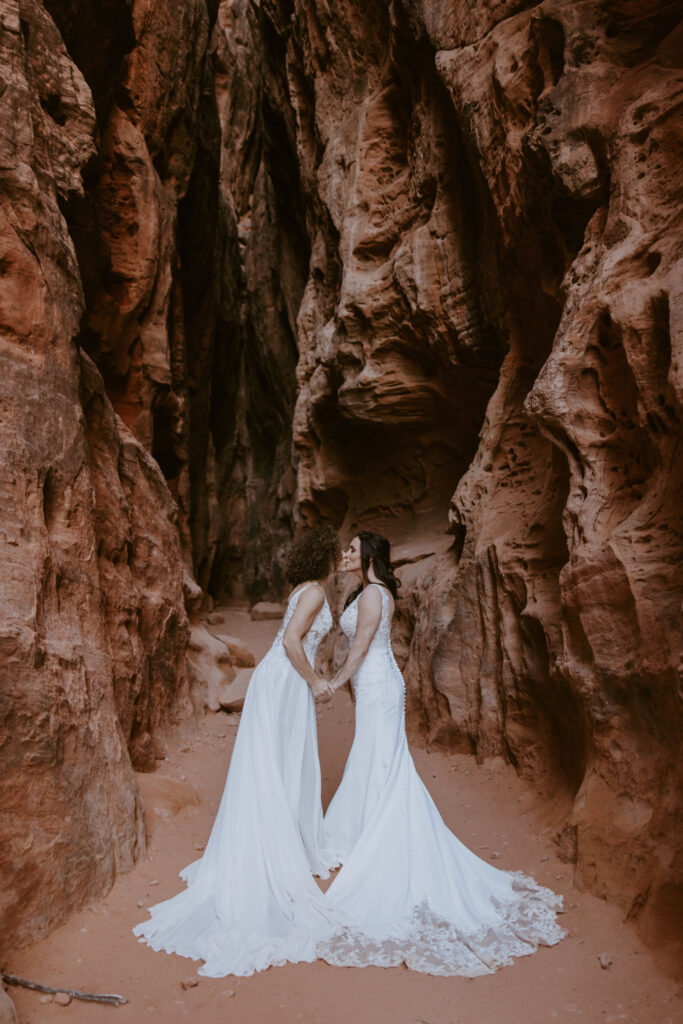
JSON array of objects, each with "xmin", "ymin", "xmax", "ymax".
[
  {"xmin": 227, "ymin": 0, "xmax": 682, "ymax": 947},
  {"xmin": 44, "ymin": 0, "xmax": 227, "ymax": 585},
  {"xmin": 39, "ymin": 0, "xmax": 305, "ymax": 601},
  {"xmin": 0, "ymin": 0, "xmax": 208, "ymax": 955},
  {"xmin": 208, "ymin": 0, "xmax": 305, "ymax": 598},
  {"xmin": 1, "ymin": 0, "xmax": 681, "ymax": 962}
]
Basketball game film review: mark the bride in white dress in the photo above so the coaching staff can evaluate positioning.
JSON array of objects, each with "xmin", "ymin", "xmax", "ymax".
[
  {"xmin": 320, "ymin": 531, "xmax": 566, "ymax": 976},
  {"xmin": 133, "ymin": 527, "xmax": 341, "ymax": 977}
]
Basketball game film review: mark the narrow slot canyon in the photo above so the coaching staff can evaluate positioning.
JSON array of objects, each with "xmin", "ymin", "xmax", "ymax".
[{"xmin": 0, "ymin": 0, "xmax": 681, "ymax": 1020}]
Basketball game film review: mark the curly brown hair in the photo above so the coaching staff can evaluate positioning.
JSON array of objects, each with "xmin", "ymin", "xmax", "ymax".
[{"xmin": 284, "ymin": 526, "xmax": 341, "ymax": 588}]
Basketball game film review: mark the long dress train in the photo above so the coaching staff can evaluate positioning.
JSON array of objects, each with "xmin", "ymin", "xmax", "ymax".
[
  {"xmin": 320, "ymin": 583, "xmax": 566, "ymax": 977},
  {"xmin": 133, "ymin": 583, "xmax": 338, "ymax": 977}
]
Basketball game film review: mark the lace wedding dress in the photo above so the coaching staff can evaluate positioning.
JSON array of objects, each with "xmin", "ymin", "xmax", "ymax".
[
  {"xmin": 320, "ymin": 582, "xmax": 566, "ymax": 976},
  {"xmin": 133, "ymin": 583, "xmax": 338, "ymax": 977}
]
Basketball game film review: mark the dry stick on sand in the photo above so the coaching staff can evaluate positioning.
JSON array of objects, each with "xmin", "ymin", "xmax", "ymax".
[{"xmin": 1, "ymin": 971, "xmax": 128, "ymax": 1007}]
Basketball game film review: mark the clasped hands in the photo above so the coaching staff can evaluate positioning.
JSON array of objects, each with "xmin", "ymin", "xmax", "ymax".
[{"xmin": 311, "ymin": 676, "xmax": 336, "ymax": 701}]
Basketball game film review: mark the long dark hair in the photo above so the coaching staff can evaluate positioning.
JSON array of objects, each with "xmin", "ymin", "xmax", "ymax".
[{"xmin": 344, "ymin": 530, "xmax": 400, "ymax": 608}]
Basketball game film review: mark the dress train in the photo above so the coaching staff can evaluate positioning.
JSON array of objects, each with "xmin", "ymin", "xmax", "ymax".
[
  {"xmin": 133, "ymin": 584, "xmax": 338, "ymax": 977},
  {"xmin": 320, "ymin": 583, "xmax": 566, "ymax": 976}
]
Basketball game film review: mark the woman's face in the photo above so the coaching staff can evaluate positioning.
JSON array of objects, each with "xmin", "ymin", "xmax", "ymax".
[{"xmin": 341, "ymin": 536, "xmax": 362, "ymax": 573}]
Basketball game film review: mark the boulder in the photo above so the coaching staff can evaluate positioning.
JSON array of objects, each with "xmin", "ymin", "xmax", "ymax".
[
  {"xmin": 186, "ymin": 626, "xmax": 236, "ymax": 712},
  {"xmin": 210, "ymin": 634, "xmax": 256, "ymax": 668},
  {"xmin": 250, "ymin": 603, "xmax": 285, "ymax": 622},
  {"xmin": 218, "ymin": 669, "xmax": 254, "ymax": 713},
  {"xmin": 136, "ymin": 773, "xmax": 201, "ymax": 822}
]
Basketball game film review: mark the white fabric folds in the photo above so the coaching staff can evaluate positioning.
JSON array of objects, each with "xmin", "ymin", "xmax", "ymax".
[
  {"xmin": 133, "ymin": 585, "xmax": 339, "ymax": 977},
  {"xmin": 319, "ymin": 583, "xmax": 566, "ymax": 976},
  {"xmin": 134, "ymin": 580, "xmax": 565, "ymax": 979}
]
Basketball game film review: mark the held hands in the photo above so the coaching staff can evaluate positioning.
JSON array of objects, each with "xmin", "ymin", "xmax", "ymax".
[{"xmin": 311, "ymin": 676, "xmax": 335, "ymax": 701}]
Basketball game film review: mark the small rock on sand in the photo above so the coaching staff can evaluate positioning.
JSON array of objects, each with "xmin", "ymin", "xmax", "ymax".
[
  {"xmin": 54, "ymin": 992, "xmax": 72, "ymax": 1006},
  {"xmin": 218, "ymin": 668, "xmax": 254, "ymax": 713},
  {"xmin": 135, "ymin": 774, "xmax": 200, "ymax": 821},
  {"xmin": 250, "ymin": 602, "xmax": 285, "ymax": 621},
  {"xmin": 210, "ymin": 635, "xmax": 255, "ymax": 667},
  {"xmin": 181, "ymin": 977, "xmax": 199, "ymax": 990}
]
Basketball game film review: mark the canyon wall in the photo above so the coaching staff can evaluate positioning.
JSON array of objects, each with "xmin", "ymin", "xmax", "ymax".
[
  {"xmin": 236, "ymin": 0, "xmax": 682, "ymax": 948},
  {"xmin": 0, "ymin": 0, "xmax": 231, "ymax": 955},
  {"xmin": 0, "ymin": 0, "xmax": 681, "ymax": 960}
]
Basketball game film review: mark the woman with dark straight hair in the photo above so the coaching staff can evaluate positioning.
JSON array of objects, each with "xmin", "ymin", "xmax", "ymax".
[
  {"xmin": 320, "ymin": 531, "xmax": 565, "ymax": 976},
  {"xmin": 342, "ymin": 530, "xmax": 400, "ymax": 609}
]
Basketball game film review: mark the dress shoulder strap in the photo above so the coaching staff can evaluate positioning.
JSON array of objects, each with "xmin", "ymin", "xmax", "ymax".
[{"xmin": 289, "ymin": 580, "xmax": 325, "ymax": 604}]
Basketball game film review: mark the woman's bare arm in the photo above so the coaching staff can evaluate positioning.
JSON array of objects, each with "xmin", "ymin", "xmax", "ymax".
[
  {"xmin": 282, "ymin": 585, "xmax": 326, "ymax": 691},
  {"xmin": 329, "ymin": 586, "xmax": 382, "ymax": 692}
]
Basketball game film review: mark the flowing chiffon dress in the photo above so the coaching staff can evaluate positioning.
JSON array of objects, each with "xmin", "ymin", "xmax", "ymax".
[
  {"xmin": 133, "ymin": 583, "xmax": 338, "ymax": 977},
  {"xmin": 320, "ymin": 583, "xmax": 566, "ymax": 977}
]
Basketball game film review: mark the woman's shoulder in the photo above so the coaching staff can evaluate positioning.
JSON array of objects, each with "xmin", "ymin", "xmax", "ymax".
[
  {"xmin": 358, "ymin": 583, "xmax": 384, "ymax": 610},
  {"xmin": 287, "ymin": 580, "xmax": 325, "ymax": 605},
  {"xmin": 363, "ymin": 582, "xmax": 394, "ymax": 613}
]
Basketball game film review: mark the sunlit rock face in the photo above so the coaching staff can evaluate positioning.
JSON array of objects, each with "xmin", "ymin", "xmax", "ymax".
[
  {"xmin": 0, "ymin": 0, "xmax": 202, "ymax": 954},
  {"xmin": 0, "ymin": 0, "xmax": 294, "ymax": 958},
  {"xmin": 235, "ymin": 0, "xmax": 682, "ymax": 946}
]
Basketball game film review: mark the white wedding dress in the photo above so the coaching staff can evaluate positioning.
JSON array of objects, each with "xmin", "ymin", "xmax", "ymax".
[
  {"xmin": 320, "ymin": 582, "xmax": 566, "ymax": 976},
  {"xmin": 133, "ymin": 583, "xmax": 339, "ymax": 977}
]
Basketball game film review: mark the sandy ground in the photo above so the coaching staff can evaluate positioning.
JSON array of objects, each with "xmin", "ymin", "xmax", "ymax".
[{"xmin": 6, "ymin": 609, "xmax": 682, "ymax": 1024}]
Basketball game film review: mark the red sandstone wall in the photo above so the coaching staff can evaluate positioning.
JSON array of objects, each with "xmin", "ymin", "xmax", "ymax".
[
  {"xmin": 245, "ymin": 0, "xmax": 683, "ymax": 944},
  {"xmin": 0, "ymin": 0, "xmax": 215, "ymax": 954},
  {"xmin": 0, "ymin": 0, "xmax": 680, "ymax": 957}
]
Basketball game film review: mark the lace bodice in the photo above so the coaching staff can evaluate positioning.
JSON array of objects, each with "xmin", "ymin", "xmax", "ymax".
[
  {"xmin": 340, "ymin": 583, "xmax": 393, "ymax": 651},
  {"xmin": 275, "ymin": 583, "xmax": 333, "ymax": 662},
  {"xmin": 339, "ymin": 583, "xmax": 404, "ymax": 709}
]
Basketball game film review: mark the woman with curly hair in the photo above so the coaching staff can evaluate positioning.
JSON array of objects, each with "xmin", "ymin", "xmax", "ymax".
[{"xmin": 134, "ymin": 527, "xmax": 341, "ymax": 977}]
